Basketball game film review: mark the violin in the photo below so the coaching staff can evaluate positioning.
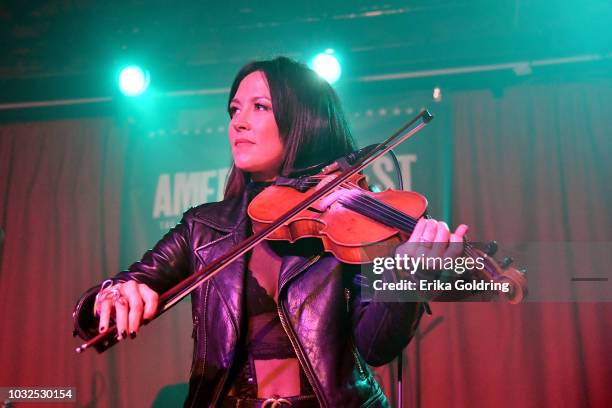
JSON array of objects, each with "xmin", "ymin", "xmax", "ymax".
[
  {"xmin": 74, "ymin": 110, "xmax": 526, "ymax": 354},
  {"xmin": 249, "ymin": 172, "xmax": 527, "ymax": 304},
  {"xmin": 249, "ymin": 172, "xmax": 424, "ymax": 263}
]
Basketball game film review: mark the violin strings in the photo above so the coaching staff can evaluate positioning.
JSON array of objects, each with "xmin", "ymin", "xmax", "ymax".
[
  {"xmin": 352, "ymin": 192, "xmax": 418, "ymax": 230},
  {"xmin": 341, "ymin": 198, "xmax": 413, "ymax": 234},
  {"xmin": 350, "ymin": 196, "xmax": 416, "ymax": 233},
  {"xmin": 331, "ymin": 185, "xmax": 417, "ymax": 231},
  {"xmin": 336, "ymin": 187, "xmax": 417, "ymax": 233},
  {"xmin": 330, "ymin": 181, "xmax": 419, "ymax": 230}
]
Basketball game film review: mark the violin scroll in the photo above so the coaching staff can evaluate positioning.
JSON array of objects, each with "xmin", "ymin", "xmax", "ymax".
[{"xmin": 469, "ymin": 243, "xmax": 528, "ymax": 304}]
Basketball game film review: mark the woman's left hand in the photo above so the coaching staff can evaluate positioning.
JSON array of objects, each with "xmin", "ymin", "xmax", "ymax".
[{"xmin": 395, "ymin": 218, "xmax": 468, "ymax": 263}]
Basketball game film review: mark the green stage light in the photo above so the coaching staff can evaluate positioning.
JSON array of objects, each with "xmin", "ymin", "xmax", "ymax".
[
  {"xmin": 311, "ymin": 50, "xmax": 341, "ymax": 84},
  {"xmin": 118, "ymin": 65, "xmax": 150, "ymax": 97}
]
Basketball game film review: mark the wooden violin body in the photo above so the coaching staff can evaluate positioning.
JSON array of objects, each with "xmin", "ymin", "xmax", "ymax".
[{"xmin": 249, "ymin": 174, "xmax": 428, "ymax": 264}]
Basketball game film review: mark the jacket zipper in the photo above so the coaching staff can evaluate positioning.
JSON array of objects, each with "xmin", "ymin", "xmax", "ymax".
[
  {"xmin": 207, "ymin": 283, "xmax": 234, "ymax": 408},
  {"xmin": 189, "ymin": 315, "xmax": 198, "ymax": 377},
  {"xmin": 277, "ymin": 254, "xmax": 327, "ymax": 407},
  {"xmin": 191, "ymin": 283, "xmax": 214, "ymax": 408},
  {"xmin": 345, "ymin": 288, "xmax": 367, "ymax": 379}
]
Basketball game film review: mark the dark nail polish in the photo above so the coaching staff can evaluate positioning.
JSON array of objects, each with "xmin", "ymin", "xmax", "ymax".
[
  {"xmin": 99, "ymin": 326, "xmax": 105, "ymax": 333},
  {"xmin": 143, "ymin": 318, "xmax": 150, "ymax": 324},
  {"xmin": 122, "ymin": 330, "xmax": 127, "ymax": 339},
  {"xmin": 130, "ymin": 331, "xmax": 137, "ymax": 339}
]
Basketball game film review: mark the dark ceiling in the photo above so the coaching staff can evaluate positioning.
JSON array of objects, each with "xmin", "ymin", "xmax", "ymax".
[{"xmin": 1, "ymin": 0, "xmax": 611, "ymax": 108}]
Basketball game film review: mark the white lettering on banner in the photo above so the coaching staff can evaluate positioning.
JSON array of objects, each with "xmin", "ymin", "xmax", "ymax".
[
  {"xmin": 153, "ymin": 174, "xmax": 172, "ymax": 218},
  {"xmin": 371, "ymin": 154, "xmax": 417, "ymax": 191},
  {"xmin": 173, "ymin": 172, "xmax": 202, "ymax": 215},
  {"xmin": 152, "ymin": 168, "xmax": 229, "ymax": 218}
]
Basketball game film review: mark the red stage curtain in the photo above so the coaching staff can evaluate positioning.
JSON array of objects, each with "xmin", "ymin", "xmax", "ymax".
[{"xmin": 0, "ymin": 119, "xmax": 202, "ymax": 407}]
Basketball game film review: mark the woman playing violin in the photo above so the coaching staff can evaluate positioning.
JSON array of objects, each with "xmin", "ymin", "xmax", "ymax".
[{"xmin": 73, "ymin": 56, "xmax": 468, "ymax": 407}]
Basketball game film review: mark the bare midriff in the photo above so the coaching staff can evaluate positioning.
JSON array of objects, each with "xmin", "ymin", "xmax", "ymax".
[{"xmin": 253, "ymin": 358, "xmax": 301, "ymax": 397}]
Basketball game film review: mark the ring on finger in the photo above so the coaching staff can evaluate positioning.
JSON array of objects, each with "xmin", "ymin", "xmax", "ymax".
[
  {"xmin": 94, "ymin": 288, "xmax": 121, "ymax": 315},
  {"xmin": 96, "ymin": 287, "xmax": 122, "ymax": 302},
  {"xmin": 94, "ymin": 280, "xmax": 125, "ymax": 315}
]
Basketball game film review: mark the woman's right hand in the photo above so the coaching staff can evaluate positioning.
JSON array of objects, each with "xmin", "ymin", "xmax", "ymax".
[{"xmin": 94, "ymin": 280, "xmax": 159, "ymax": 340}]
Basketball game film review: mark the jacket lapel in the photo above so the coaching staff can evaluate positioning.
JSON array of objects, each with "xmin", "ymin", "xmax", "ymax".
[
  {"xmin": 209, "ymin": 217, "xmax": 248, "ymax": 337},
  {"xmin": 192, "ymin": 192, "xmax": 250, "ymax": 338}
]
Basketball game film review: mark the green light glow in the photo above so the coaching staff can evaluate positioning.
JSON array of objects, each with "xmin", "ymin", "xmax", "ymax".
[
  {"xmin": 118, "ymin": 65, "xmax": 150, "ymax": 97},
  {"xmin": 311, "ymin": 51, "xmax": 341, "ymax": 84}
]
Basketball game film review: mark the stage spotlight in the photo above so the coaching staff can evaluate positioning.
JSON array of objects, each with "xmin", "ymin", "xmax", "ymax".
[
  {"xmin": 118, "ymin": 65, "xmax": 150, "ymax": 97},
  {"xmin": 433, "ymin": 86, "xmax": 442, "ymax": 102},
  {"xmin": 311, "ymin": 50, "xmax": 342, "ymax": 84}
]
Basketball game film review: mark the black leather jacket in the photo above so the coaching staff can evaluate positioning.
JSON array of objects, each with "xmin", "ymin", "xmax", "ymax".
[{"xmin": 73, "ymin": 190, "xmax": 423, "ymax": 407}]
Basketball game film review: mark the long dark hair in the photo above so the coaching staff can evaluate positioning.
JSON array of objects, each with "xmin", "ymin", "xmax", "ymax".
[{"xmin": 224, "ymin": 56, "xmax": 356, "ymax": 199}]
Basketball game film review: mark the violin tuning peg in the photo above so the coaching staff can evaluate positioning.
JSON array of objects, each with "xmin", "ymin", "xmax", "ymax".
[
  {"xmin": 484, "ymin": 241, "xmax": 498, "ymax": 256},
  {"xmin": 500, "ymin": 256, "xmax": 514, "ymax": 269}
]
